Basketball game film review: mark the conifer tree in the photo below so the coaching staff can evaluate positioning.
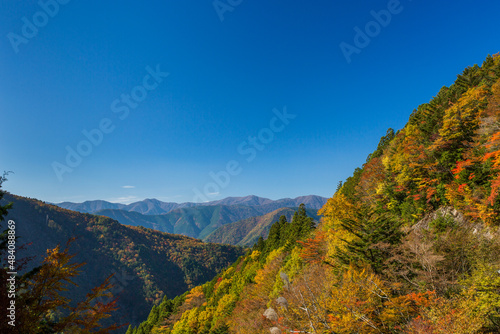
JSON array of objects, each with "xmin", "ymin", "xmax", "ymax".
[
  {"xmin": 253, "ymin": 236, "xmax": 265, "ymax": 251},
  {"xmin": 336, "ymin": 209, "xmax": 403, "ymax": 275}
]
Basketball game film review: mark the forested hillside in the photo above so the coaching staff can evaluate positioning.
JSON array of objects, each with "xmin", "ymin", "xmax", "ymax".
[
  {"xmin": 204, "ymin": 207, "xmax": 320, "ymax": 247},
  {"xmin": 0, "ymin": 193, "xmax": 245, "ymax": 330},
  {"xmin": 126, "ymin": 204, "xmax": 316, "ymax": 334},
  {"xmin": 129, "ymin": 54, "xmax": 500, "ymax": 333}
]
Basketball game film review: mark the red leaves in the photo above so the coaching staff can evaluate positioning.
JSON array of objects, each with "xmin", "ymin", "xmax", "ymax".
[
  {"xmin": 404, "ymin": 291, "xmax": 437, "ymax": 309},
  {"xmin": 452, "ymin": 159, "xmax": 473, "ymax": 178},
  {"xmin": 395, "ymin": 185, "xmax": 406, "ymax": 193},
  {"xmin": 487, "ymin": 175, "xmax": 500, "ymax": 205},
  {"xmin": 426, "ymin": 188, "xmax": 437, "ymax": 203},
  {"xmin": 297, "ymin": 231, "xmax": 326, "ymax": 264}
]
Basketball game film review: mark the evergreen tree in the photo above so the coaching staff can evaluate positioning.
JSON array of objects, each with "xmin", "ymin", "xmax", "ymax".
[
  {"xmin": 253, "ymin": 236, "xmax": 265, "ymax": 251},
  {"xmin": 335, "ymin": 209, "xmax": 403, "ymax": 275},
  {"xmin": 335, "ymin": 181, "xmax": 343, "ymax": 193},
  {"xmin": 264, "ymin": 215, "xmax": 288, "ymax": 253},
  {"xmin": 287, "ymin": 204, "xmax": 315, "ymax": 242}
]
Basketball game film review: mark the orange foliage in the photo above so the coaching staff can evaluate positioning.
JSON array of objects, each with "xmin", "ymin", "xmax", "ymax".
[{"xmin": 297, "ymin": 230, "xmax": 326, "ymax": 264}]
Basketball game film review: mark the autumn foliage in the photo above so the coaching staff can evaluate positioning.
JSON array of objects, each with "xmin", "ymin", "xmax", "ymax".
[{"xmin": 129, "ymin": 54, "xmax": 500, "ymax": 334}]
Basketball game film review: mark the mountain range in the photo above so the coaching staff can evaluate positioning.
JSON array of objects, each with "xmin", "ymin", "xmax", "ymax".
[
  {"xmin": 56, "ymin": 195, "xmax": 328, "ymax": 243},
  {"xmin": 56, "ymin": 195, "xmax": 328, "ymax": 215},
  {"xmin": 98, "ymin": 205, "xmax": 321, "ymax": 246},
  {"xmin": 97, "ymin": 205, "xmax": 265, "ymax": 240},
  {"xmin": 1, "ymin": 193, "xmax": 245, "ymax": 330}
]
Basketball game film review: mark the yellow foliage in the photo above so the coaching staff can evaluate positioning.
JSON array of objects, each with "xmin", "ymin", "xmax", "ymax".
[
  {"xmin": 407, "ymin": 289, "xmax": 487, "ymax": 334},
  {"xmin": 327, "ymin": 266, "xmax": 390, "ymax": 333},
  {"xmin": 319, "ymin": 193, "xmax": 359, "ymax": 259},
  {"xmin": 438, "ymin": 86, "xmax": 489, "ymax": 143},
  {"xmin": 185, "ymin": 286, "xmax": 204, "ymax": 306},
  {"xmin": 270, "ymin": 247, "xmax": 302, "ymax": 298},
  {"xmin": 212, "ymin": 294, "xmax": 237, "ymax": 327},
  {"xmin": 249, "ymin": 250, "xmax": 261, "ymax": 260},
  {"xmin": 254, "ymin": 249, "xmax": 284, "ymax": 287},
  {"xmin": 319, "ymin": 193, "xmax": 357, "ymax": 229},
  {"xmin": 462, "ymin": 264, "xmax": 500, "ymax": 320},
  {"xmin": 224, "ymin": 266, "xmax": 235, "ymax": 276},
  {"xmin": 171, "ymin": 307, "xmax": 199, "ymax": 334}
]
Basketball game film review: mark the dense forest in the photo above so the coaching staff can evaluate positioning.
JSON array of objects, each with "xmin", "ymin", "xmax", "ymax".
[
  {"xmin": 128, "ymin": 54, "xmax": 500, "ymax": 333},
  {"xmin": 0, "ymin": 191, "xmax": 245, "ymax": 332}
]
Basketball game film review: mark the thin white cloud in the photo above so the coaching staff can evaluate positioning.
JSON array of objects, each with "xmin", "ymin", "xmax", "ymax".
[
  {"xmin": 122, "ymin": 185, "xmax": 135, "ymax": 189},
  {"xmin": 207, "ymin": 192, "xmax": 220, "ymax": 196},
  {"xmin": 106, "ymin": 196, "xmax": 139, "ymax": 204}
]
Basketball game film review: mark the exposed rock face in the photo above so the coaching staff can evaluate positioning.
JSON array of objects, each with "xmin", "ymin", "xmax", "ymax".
[
  {"xmin": 413, "ymin": 206, "xmax": 469, "ymax": 231},
  {"xmin": 413, "ymin": 206, "xmax": 499, "ymax": 239}
]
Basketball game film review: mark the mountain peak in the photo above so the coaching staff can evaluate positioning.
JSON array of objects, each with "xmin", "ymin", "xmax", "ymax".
[{"xmin": 56, "ymin": 195, "xmax": 328, "ymax": 215}]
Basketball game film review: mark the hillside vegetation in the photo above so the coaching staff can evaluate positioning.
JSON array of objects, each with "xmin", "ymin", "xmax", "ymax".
[
  {"xmin": 128, "ymin": 54, "xmax": 500, "ymax": 333},
  {"xmin": 0, "ymin": 193, "xmax": 245, "ymax": 330},
  {"xmin": 204, "ymin": 207, "xmax": 320, "ymax": 247}
]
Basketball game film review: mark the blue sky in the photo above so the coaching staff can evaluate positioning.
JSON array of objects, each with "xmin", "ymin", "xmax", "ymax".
[{"xmin": 1, "ymin": 0, "xmax": 499, "ymax": 204}]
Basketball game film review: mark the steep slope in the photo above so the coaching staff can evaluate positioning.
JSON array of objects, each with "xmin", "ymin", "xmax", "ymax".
[
  {"xmin": 1, "ymin": 193, "xmax": 245, "ymax": 329},
  {"xmin": 204, "ymin": 207, "xmax": 321, "ymax": 247},
  {"xmin": 126, "ymin": 205, "xmax": 317, "ymax": 334},
  {"xmin": 130, "ymin": 54, "xmax": 500, "ymax": 334}
]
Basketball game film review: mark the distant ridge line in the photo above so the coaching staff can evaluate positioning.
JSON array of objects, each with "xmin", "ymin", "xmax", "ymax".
[{"xmin": 56, "ymin": 195, "xmax": 328, "ymax": 215}]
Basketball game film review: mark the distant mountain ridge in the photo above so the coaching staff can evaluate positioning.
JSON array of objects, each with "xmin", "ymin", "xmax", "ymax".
[
  {"xmin": 56, "ymin": 195, "xmax": 328, "ymax": 215},
  {"xmin": 94, "ymin": 198, "xmax": 325, "ymax": 241},
  {"xmin": 56, "ymin": 199, "xmax": 127, "ymax": 213},
  {"xmin": 1, "ymin": 193, "xmax": 244, "ymax": 330},
  {"xmin": 97, "ymin": 205, "xmax": 266, "ymax": 240}
]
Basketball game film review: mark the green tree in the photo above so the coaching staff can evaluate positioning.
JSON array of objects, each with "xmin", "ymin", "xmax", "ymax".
[
  {"xmin": 288, "ymin": 204, "xmax": 315, "ymax": 241},
  {"xmin": 253, "ymin": 236, "xmax": 265, "ymax": 251},
  {"xmin": 266, "ymin": 215, "xmax": 287, "ymax": 250},
  {"xmin": 335, "ymin": 209, "xmax": 403, "ymax": 275}
]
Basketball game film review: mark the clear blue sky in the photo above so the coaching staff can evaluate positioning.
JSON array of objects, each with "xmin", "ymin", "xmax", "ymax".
[{"xmin": 1, "ymin": 0, "xmax": 499, "ymax": 204}]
